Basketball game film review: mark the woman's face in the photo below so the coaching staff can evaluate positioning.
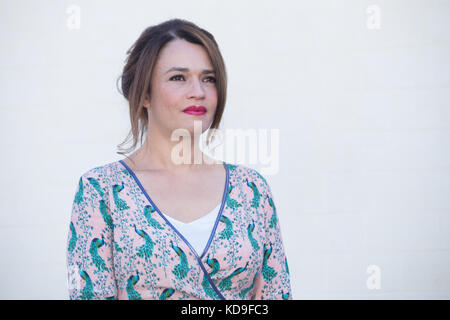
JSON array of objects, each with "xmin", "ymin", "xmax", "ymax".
[{"xmin": 145, "ymin": 39, "xmax": 218, "ymax": 138}]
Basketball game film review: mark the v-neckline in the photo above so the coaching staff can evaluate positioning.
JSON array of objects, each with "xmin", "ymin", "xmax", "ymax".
[{"xmin": 117, "ymin": 159, "xmax": 230, "ymax": 259}]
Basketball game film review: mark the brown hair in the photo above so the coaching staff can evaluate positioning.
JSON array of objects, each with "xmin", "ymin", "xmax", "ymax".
[{"xmin": 116, "ymin": 18, "xmax": 227, "ymax": 158}]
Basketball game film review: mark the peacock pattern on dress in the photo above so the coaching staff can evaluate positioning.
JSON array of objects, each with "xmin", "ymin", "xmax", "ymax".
[
  {"xmin": 218, "ymin": 262, "xmax": 249, "ymax": 291},
  {"xmin": 134, "ymin": 224, "xmax": 155, "ymax": 263},
  {"xmin": 218, "ymin": 215, "xmax": 233, "ymax": 240},
  {"xmin": 267, "ymin": 195, "xmax": 277, "ymax": 229},
  {"xmin": 246, "ymin": 178, "xmax": 261, "ymax": 208},
  {"xmin": 114, "ymin": 241, "xmax": 123, "ymax": 253},
  {"xmin": 88, "ymin": 177, "xmax": 104, "ymax": 198},
  {"xmin": 89, "ymin": 235, "xmax": 109, "ymax": 272},
  {"xmin": 112, "ymin": 182, "xmax": 129, "ymax": 211},
  {"xmin": 261, "ymin": 243, "xmax": 278, "ymax": 282},
  {"xmin": 247, "ymin": 220, "xmax": 260, "ymax": 252},
  {"xmin": 74, "ymin": 177, "xmax": 84, "ymax": 205},
  {"xmin": 99, "ymin": 200, "xmax": 114, "ymax": 230},
  {"xmin": 67, "ymin": 161, "xmax": 292, "ymax": 300},
  {"xmin": 79, "ymin": 270, "xmax": 94, "ymax": 300},
  {"xmin": 68, "ymin": 222, "xmax": 77, "ymax": 253},
  {"xmin": 239, "ymin": 272, "xmax": 258, "ymax": 299},
  {"xmin": 170, "ymin": 240, "xmax": 191, "ymax": 280},
  {"xmin": 159, "ymin": 288, "xmax": 175, "ymax": 300},
  {"xmin": 226, "ymin": 183, "xmax": 242, "ymax": 210},
  {"xmin": 126, "ymin": 272, "xmax": 142, "ymax": 300},
  {"xmin": 201, "ymin": 255, "xmax": 221, "ymax": 300},
  {"xmin": 143, "ymin": 204, "xmax": 164, "ymax": 229}
]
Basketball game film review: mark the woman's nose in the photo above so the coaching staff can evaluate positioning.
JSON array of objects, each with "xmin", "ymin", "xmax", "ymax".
[{"xmin": 188, "ymin": 78, "xmax": 206, "ymax": 98}]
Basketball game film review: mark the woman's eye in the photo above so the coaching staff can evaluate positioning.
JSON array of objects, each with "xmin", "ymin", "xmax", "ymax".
[
  {"xmin": 170, "ymin": 75, "xmax": 216, "ymax": 83},
  {"xmin": 170, "ymin": 75, "xmax": 185, "ymax": 81}
]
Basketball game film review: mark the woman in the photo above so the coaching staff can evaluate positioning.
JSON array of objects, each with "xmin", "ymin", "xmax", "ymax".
[{"xmin": 66, "ymin": 18, "xmax": 292, "ymax": 300}]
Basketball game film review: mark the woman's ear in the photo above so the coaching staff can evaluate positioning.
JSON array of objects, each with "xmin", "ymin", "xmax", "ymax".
[{"xmin": 143, "ymin": 94, "xmax": 150, "ymax": 108}]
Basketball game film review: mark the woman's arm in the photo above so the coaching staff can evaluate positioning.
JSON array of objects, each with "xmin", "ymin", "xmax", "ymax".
[
  {"xmin": 253, "ymin": 179, "xmax": 292, "ymax": 300},
  {"xmin": 66, "ymin": 175, "xmax": 118, "ymax": 300}
]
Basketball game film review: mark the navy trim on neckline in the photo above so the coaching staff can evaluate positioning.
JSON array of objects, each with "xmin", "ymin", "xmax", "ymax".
[{"xmin": 117, "ymin": 159, "xmax": 229, "ymax": 300}]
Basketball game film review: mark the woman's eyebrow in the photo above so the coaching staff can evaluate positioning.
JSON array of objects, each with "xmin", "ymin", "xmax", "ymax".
[{"xmin": 165, "ymin": 67, "xmax": 216, "ymax": 74}]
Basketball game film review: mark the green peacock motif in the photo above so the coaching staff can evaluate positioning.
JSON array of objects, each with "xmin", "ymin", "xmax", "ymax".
[
  {"xmin": 74, "ymin": 177, "xmax": 84, "ymax": 205},
  {"xmin": 112, "ymin": 182, "xmax": 129, "ymax": 210},
  {"xmin": 159, "ymin": 288, "xmax": 175, "ymax": 300},
  {"xmin": 262, "ymin": 243, "xmax": 277, "ymax": 282},
  {"xmin": 143, "ymin": 204, "xmax": 163, "ymax": 229},
  {"xmin": 79, "ymin": 270, "xmax": 94, "ymax": 300},
  {"xmin": 134, "ymin": 224, "xmax": 155, "ymax": 263},
  {"xmin": 267, "ymin": 195, "xmax": 277, "ymax": 229},
  {"xmin": 218, "ymin": 262, "xmax": 249, "ymax": 291},
  {"xmin": 87, "ymin": 177, "xmax": 104, "ymax": 198},
  {"xmin": 99, "ymin": 199, "xmax": 114, "ymax": 230},
  {"xmin": 247, "ymin": 220, "xmax": 260, "ymax": 252},
  {"xmin": 282, "ymin": 291, "xmax": 290, "ymax": 300},
  {"xmin": 170, "ymin": 240, "xmax": 191, "ymax": 280},
  {"xmin": 226, "ymin": 184, "xmax": 242, "ymax": 210},
  {"xmin": 246, "ymin": 179, "xmax": 261, "ymax": 208},
  {"xmin": 68, "ymin": 221, "xmax": 77, "ymax": 253},
  {"xmin": 218, "ymin": 215, "xmax": 233, "ymax": 240},
  {"xmin": 126, "ymin": 271, "xmax": 142, "ymax": 300},
  {"xmin": 202, "ymin": 255, "xmax": 221, "ymax": 299},
  {"xmin": 89, "ymin": 235, "xmax": 108, "ymax": 272}
]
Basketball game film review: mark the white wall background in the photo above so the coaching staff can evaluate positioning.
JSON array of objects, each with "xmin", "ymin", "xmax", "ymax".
[{"xmin": 0, "ymin": 0, "xmax": 449, "ymax": 299}]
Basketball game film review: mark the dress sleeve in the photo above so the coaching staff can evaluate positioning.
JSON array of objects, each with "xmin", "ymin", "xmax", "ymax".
[
  {"xmin": 66, "ymin": 175, "xmax": 118, "ymax": 300},
  {"xmin": 253, "ymin": 179, "xmax": 293, "ymax": 300}
]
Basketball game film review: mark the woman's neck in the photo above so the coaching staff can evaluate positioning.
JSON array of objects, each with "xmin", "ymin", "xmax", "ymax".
[{"xmin": 127, "ymin": 131, "xmax": 218, "ymax": 175}]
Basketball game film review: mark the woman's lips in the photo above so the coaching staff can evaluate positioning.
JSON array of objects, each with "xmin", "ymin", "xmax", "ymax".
[
  {"xmin": 183, "ymin": 110, "xmax": 206, "ymax": 116},
  {"xmin": 183, "ymin": 106, "xmax": 206, "ymax": 116}
]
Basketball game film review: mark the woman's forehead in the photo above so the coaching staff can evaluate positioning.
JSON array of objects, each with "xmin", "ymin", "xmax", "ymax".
[{"xmin": 155, "ymin": 40, "xmax": 213, "ymax": 73}]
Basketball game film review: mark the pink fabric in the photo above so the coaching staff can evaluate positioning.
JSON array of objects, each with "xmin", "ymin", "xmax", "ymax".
[{"xmin": 66, "ymin": 160, "xmax": 292, "ymax": 300}]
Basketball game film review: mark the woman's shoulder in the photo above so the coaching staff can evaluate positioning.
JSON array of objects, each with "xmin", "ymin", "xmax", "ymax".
[
  {"xmin": 77, "ymin": 160, "xmax": 124, "ymax": 188},
  {"xmin": 225, "ymin": 162, "xmax": 270, "ymax": 192},
  {"xmin": 80, "ymin": 160, "xmax": 119, "ymax": 177}
]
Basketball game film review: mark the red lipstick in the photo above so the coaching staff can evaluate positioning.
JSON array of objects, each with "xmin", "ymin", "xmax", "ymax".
[{"xmin": 183, "ymin": 105, "xmax": 206, "ymax": 116}]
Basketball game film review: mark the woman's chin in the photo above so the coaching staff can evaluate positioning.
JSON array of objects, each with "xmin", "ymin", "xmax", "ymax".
[{"xmin": 176, "ymin": 119, "xmax": 211, "ymax": 134}]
